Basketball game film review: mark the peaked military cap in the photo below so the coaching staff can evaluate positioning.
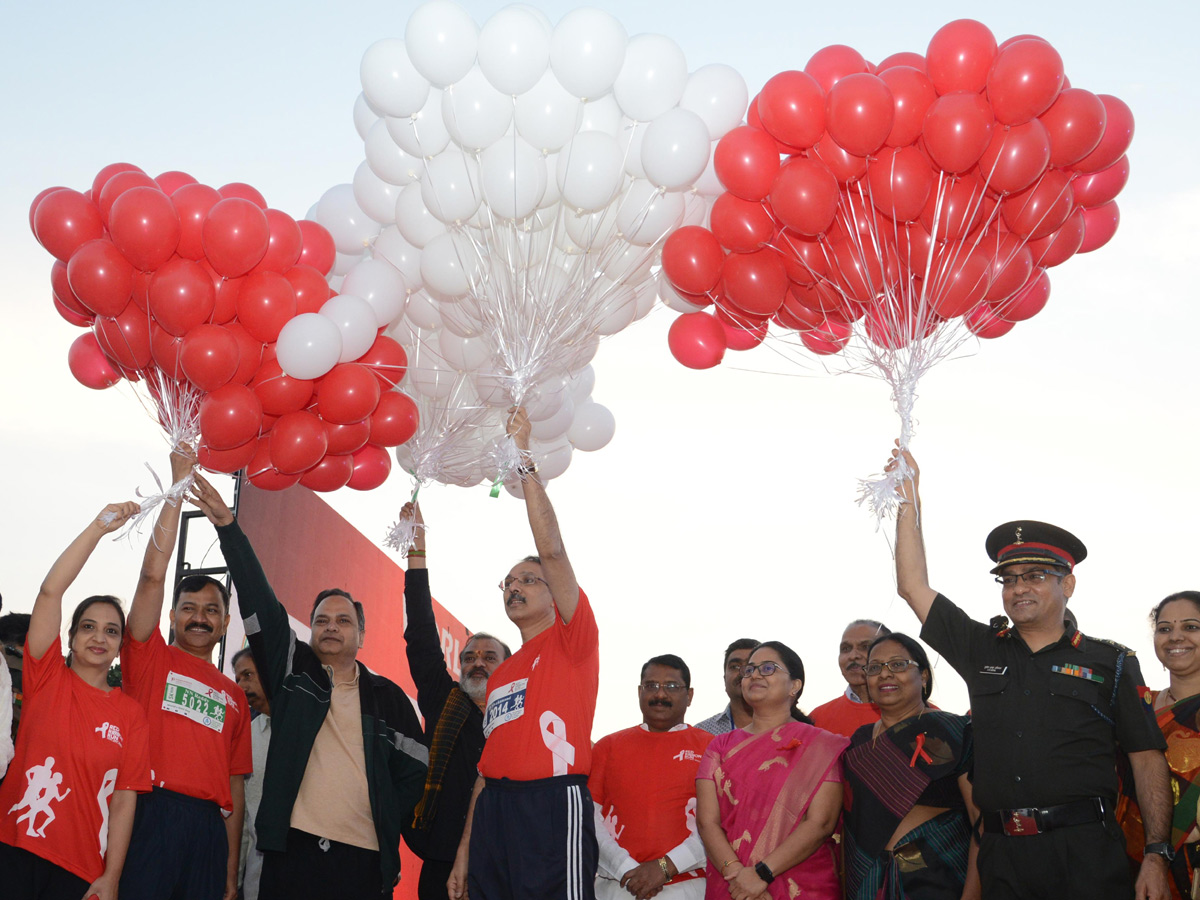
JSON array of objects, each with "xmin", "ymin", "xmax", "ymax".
[{"xmin": 986, "ymin": 520, "xmax": 1087, "ymax": 575}]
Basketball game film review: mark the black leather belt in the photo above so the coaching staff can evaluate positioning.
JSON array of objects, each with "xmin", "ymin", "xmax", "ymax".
[{"xmin": 982, "ymin": 797, "xmax": 1106, "ymax": 836}]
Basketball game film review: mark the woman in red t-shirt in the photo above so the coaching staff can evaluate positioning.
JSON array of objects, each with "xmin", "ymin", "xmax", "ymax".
[{"xmin": 0, "ymin": 502, "xmax": 152, "ymax": 900}]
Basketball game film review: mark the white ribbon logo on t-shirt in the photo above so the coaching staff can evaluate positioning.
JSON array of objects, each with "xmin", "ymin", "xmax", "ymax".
[{"xmin": 539, "ymin": 711, "xmax": 575, "ymax": 776}]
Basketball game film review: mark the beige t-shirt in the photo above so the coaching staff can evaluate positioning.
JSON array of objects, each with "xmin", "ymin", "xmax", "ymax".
[{"xmin": 289, "ymin": 667, "xmax": 378, "ymax": 850}]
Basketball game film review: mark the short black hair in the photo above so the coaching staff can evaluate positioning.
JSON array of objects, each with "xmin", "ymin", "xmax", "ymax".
[
  {"xmin": 230, "ymin": 647, "xmax": 255, "ymax": 671},
  {"xmin": 0, "ymin": 612, "xmax": 31, "ymax": 645},
  {"xmin": 641, "ymin": 654, "xmax": 691, "ymax": 688},
  {"xmin": 66, "ymin": 596, "xmax": 126, "ymax": 668},
  {"xmin": 174, "ymin": 575, "xmax": 230, "ymax": 613},
  {"xmin": 867, "ymin": 632, "xmax": 934, "ymax": 701},
  {"xmin": 723, "ymin": 638, "xmax": 759, "ymax": 667},
  {"xmin": 461, "ymin": 632, "xmax": 512, "ymax": 663},
  {"xmin": 748, "ymin": 641, "xmax": 811, "ymax": 724},
  {"xmin": 311, "ymin": 589, "xmax": 366, "ymax": 631}
]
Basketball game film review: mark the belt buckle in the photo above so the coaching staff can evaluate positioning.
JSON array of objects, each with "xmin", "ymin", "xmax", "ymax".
[{"xmin": 1001, "ymin": 809, "xmax": 1039, "ymax": 836}]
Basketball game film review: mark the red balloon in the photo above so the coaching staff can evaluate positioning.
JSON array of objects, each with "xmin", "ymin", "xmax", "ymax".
[
  {"xmin": 358, "ymin": 334, "xmax": 409, "ymax": 389},
  {"xmin": 68, "ymin": 332, "xmax": 122, "ymax": 390},
  {"xmin": 828, "ymin": 240, "xmax": 883, "ymax": 304},
  {"xmin": 198, "ymin": 438, "xmax": 259, "ymax": 475},
  {"xmin": 347, "ymin": 443, "xmax": 392, "ymax": 491},
  {"xmin": 219, "ymin": 183, "xmax": 268, "ymax": 209},
  {"xmin": 109, "ymin": 187, "xmax": 181, "ymax": 271},
  {"xmin": 95, "ymin": 170, "xmax": 155, "ymax": 223},
  {"xmin": 774, "ymin": 289, "xmax": 825, "ymax": 331},
  {"xmin": 1027, "ymin": 209, "xmax": 1085, "ymax": 267},
  {"xmin": 977, "ymin": 119, "xmax": 1051, "ymax": 195},
  {"xmin": 964, "ymin": 302, "xmax": 1015, "ymax": 338},
  {"xmin": 202, "ymin": 198, "xmax": 271, "ymax": 277},
  {"xmin": 54, "ymin": 292, "xmax": 94, "ymax": 327},
  {"xmin": 67, "ymin": 239, "xmax": 134, "ymax": 317},
  {"xmin": 236, "ymin": 271, "xmax": 297, "ymax": 342},
  {"xmin": 667, "ymin": 313, "xmax": 727, "ymax": 369},
  {"xmin": 892, "ymin": 223, "xmax": 936, "ymax": 276},
  {"xmin": 800, "ymin": 316, "xmax": 852, "ymax": 355},
  {"xmin": 181, "ymin": 324, "xmax": 240, "ymax": 391},
  {"xmin": 789, "ymin": 280, "xmax": 847, "ymax": 316},
  {"xmin": 250, "ymin": 209, "xmax": 304, "ymax": 275},
  {"xmin": 91, "ymin": 163, "xmax": 144, "ymax": 202},
  {"xmin": 200, "ymin": 383, "xmax": 263, "ymax": 450},
  {"xmin": 928, "ymin": 242, "xmax": 991, "ymax": 317},
  {"xmin": 33, "ymin": 190, "xmax": 105, "ymax": 262},
  {"xmin": 299, "ymin": 455, "xmax": 355, "ymax": 492},
  {"xmin": 252, "ymin": 358, "xmax": 315, "ymax": 415},
  {"xmin": 769, "ymin": 158, "xmax": 839, "ymax": 236},
  {"xmin": 715, "ymin": 305, "xmax": 769, "ymax": 350},
  {"xmin": 920, "ymin": 175, "xmax": 992, "ymax": 242},
  {"xmin": 1072, "ymin": 155, "xmax": 1129, "ymax": 209},
  {"xmin": 879, "ymin": 67, "xmax": 937, "ymax": 148},
  {"xmin": 51, "ymin": 259, "xmax": 94, "ymax": 324},
  {"xmin": 282, "ymin": 264, "xmax": 331, "ymax": 315},
  {"xmin": 877, "ymin": 52, "xmax": 926, "ymax": 72},
  {"xmin": 368, "ymin": 391, "xmax": 419, "ymax": 447},
  {"xmin": 1073, "ymin": 95, "xmax": 1134, "ymax": 174},
  {"xmin": 722, "ymin": 248, "xmax": 788, "ymax": 316},
  {"xmin": 94, "ymin": 304, "xmax": 153, "ymax": 371},
  {"xmin": 297, "ymin": 220, "xmax": 337, "ymax": 276},
  {"xmin": 29, "ymin": 186, "xmax": 68, "ymax": 231},
  {"xmin": 756, "ymin": 71, "xmax": 825, "ymax": 149},
  {"xmin": 149, "ymin": 257, "xmax": 216, "ymax": 335},
  {"xmin": 150, "ymin": 326, "xmax": 186, "ymax": 380},
  {"xmin": 804, "ymin": 45, "xmax": 868, "ymax": 92},
  {"xmin": 662, "ymin": 226, "xmax": 725, "ymax": 294},
  {"xmin": 269, "ymin": 411, "xmax": 328, "ymax": 474},
  {"xmin": 1078, "ymin": 202, "xmax": 1120, "ymax": 253},
  {"xmin": 225, "ymin": 322, "xmax": 265, "ymax": 385},
  {"xmin": 247, "ymin": 440, "xmax": 301, "ymax": 491},
  {"xmin": 922, "ymin": 92, "xmax": 995, "ymax": 173},
  {"xmin": 868, "ymin": 146, "xmax": 934, "ymax": 222},
  {"xmin": 992, "ymin": 267, "xmax": 1049, "ymax": 321},
  {"xmin": 172, "ymin": 184, "xmax": 222, "ymax": 260},
  {"xmin": 825, "ymin": 73, "xmax": 894, "ymax": 157},
  {"xmin": 200, "ymin": 263, "xmax": 240, "ymax": 325},
  {"xmin": 925, "ymin": 19, "xmax": 997, "ymax": 95},
  {"xmin": 981, "ymin": 231, "xmax": 1034, "ymax": 301},
  {"xmin": 776, "ymin": 230, "xmax": 828, "ymax": 285},
  {"xmin": 155, "ymin": 171, "xmax": 197, "ymax": 194},
  {"xmin": 709, "ymin": 193, "xmax": 774, "ymax": 253},
  {"xmin": 130, "ymin": 270, "xmax": 153, "ymax": 312},
  {"xmin": 1038, "ymin": 89, "xmax": 1106, "ymax": 168},
  {"xmin": 1000, "ymin": 170, "xmax": 1074, "ymax": 240},
  {"xmin": 317, "ymin": 364, "xmax": 381, "ymax": 424},
  {"xmin": 714, "ymin": 126, "xmax": 781, "ymax": 201},
  {"xmin": 326, "ymin": 419, "xmax": 372, "ymax": 455},
  {"xmin": 986, "ymin": 39, "xmax": 1064, "ymax": 125},
  {"xmin": 812, "ymin": 133, "xmax": 868, "ymax": 184}
]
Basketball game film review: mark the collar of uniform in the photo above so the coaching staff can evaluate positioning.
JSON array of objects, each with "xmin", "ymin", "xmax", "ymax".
[{"xmin": 639, "ymin": 722, "xmax": 689, "ymax": 732}]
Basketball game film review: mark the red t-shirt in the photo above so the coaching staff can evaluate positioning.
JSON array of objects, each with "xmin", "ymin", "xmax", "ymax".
[
  {"xmin": 590, "ymin": 725, "xmax": 713, "ymax": 884},
  {"xmin": 0, "ymin": 640, "xmax": 151, "ymax": 883},
  {"xmin": 120, "ymin": 629, "xmax": 253, "ymax": 810},
  {"xmin": 478, "ymin": 590, "xmax": 599, "ymax": 780},
  {"xmin": 809, "ymin": 693, "xmax": 880, "ymax": 738}
]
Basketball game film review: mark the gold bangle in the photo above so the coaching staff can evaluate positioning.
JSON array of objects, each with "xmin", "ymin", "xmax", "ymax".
[
  {"xmin": 722, "ymin": 859, "xmax": 737, "ymax": 871},
  {"xmin": 658, "ymin": 857, "xmax": 670, "ymax": 878}
]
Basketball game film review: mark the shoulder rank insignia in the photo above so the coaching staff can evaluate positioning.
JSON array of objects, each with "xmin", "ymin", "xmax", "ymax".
[
  {"xmin": 989, "ymin": 615, "xmax": 1012, "ymax": 638},
  {"xmin": 1069, "ymin": 630, "xmax": 1083, "ymax": 648},
  {"xmin": 1091, "ymin": 636, "xmax": 1134, "ymax": 656}
]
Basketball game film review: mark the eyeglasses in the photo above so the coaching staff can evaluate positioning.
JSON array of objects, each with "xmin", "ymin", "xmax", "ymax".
[
  {"xmin": 742, "ymin": 662, "xmax": 788, "ymax": 678},
  {"xmin": 462, "ymin": 652, "xmax": 501, "ymax": 666},
  {"xmin": 640, "ymin": 681, "xmax": 687, "ymax": 693},
  {"xmin": 499, "ymin": 574, "xmax": 549, "ymax": 592},
  {"xmin": 994, "ymin": 569, "xmax": 1063, "ymax": 586},
  {"xmin": 863, "ymin": 659, "xmax": 920, "ymax": 677}
]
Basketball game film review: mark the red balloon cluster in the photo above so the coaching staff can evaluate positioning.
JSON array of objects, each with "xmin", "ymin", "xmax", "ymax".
[
  {"xmin": 34, "ymin": 162, "xmax": 417, "ymax": 493},
  {"xmin": 661, "ymin": 21, "xmax": 1132, "ymax": 368}
]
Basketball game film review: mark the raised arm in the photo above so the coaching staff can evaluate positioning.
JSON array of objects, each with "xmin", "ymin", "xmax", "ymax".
[
  {"xmin": 507, "ymin": 407, "xmax": 580, "ymax": 623},
  {"xmin": 888, "ymin": 447, "xmax": 937, "ymax": 624},
  {"xmin": 400, "ymin": 502, "xmax": 456, "ymax": 722},
  {"xmin": 28, "ymin": 502, "xmax": 139, "ymax": 660},
  {"xmin": 127, "ymin": 448, "xmax": 196, "ymax": 642}
]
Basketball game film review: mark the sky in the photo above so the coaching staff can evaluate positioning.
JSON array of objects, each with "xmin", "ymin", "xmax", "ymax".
[{"xmin": 2, "ymin": 0, "xmax": 1197, "ymax": 738}]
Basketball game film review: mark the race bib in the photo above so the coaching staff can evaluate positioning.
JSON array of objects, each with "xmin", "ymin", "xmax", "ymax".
[
  {"xmin": 483, "ymin": 678, "xmax": 528, "ymax": 737},
  {"xmin": 162, "ymin": 671, "xmax": 227, "ymax": 733}
]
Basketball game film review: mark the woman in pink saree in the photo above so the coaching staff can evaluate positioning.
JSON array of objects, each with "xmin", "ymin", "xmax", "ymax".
[{"xmin": 696, "ymin": 641, "xmax": 849, "ymax": 900}]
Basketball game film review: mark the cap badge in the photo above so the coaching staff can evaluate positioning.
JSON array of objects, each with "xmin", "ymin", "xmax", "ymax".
[{"xmin": 1014, "ymin": 526, "xmax": 1024, "ymax": 544}]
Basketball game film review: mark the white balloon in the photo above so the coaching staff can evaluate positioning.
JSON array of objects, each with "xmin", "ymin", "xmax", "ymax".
[
  {"xmin": 613, "ymin": 34, "xmax": 688, "ymax": 122},
  {"xmin": 353, "ymin": 92, "xmax": 380, "ymax": 141},
  {"xmin": 682, "ymin": 191, "xmax": 711, "ymax": 227},
  {"xmin": 420, "ymin": 231, "xmax": 481, "ymax": 299},
  {"xmin": 353, "ymin": 160, "xmax": 400, "ymax": 224},
  {"xmin": 567, "ymin": 364, "xmax": 595, "ymax": 402},
  {"xmin": 591, "ymin": 278, "xmax": 637, "ymax": 335},
  {"xmin": 564, "ymin": 200, "xmax": 618, "ymax": 249},
  {"xmin": 360, "ymin": 39, "xmax": 431, "ymax": 118},
  {"xmin": 565, "ymin": 334, "xmax": 600, "ymax": 369},
  {"xmin": 332, "ymin": 251, "xmax": 361, "ymax": 277},
  {"xmin": 439, "ymin": 293, "xmax": 487, "ymax": 338},
  {"xmin": 405, "ymin": 0, "xmax": 479, "ymax": 88},
  {"xmin": 407, "ymin": 358, "xmax": 458, "ymax": 398},
  {"xmin": 276, "ymin": 313, "xmax": 343, "ymax": 380},
  {"xmin": 524, "ymin": 371, "xmax": 571, "ymax": 419},
  {"xmin": 315, "ymin": 184, "xmax": 380, "ymax": 255},
  {"xmin": 537, "ymin": 153, "xmax": 562, "ymax": 207},
  {"xmin": 556, "ymin": 132, "xmax": 624, "ymax": 212},
  {"xmin": 437, "ymin": 331, "xmax": 490, "ymax": 371},
  {"xmin": 529, "ymin": 436, "xmax": 572, "ymax": 480},
  {"xmin": 514, "ymin": 71, "xmax": 580, "ymax": 152},
  {"xmin": 395, "ymin": 182, "xmax": 447, "ymax": 248},
  {"xmin": 578, "ymin": 95, "xmax": 622, "ymax": 137},
  {"xmin": 342, "ymin": 257, "xmax": 408, "ymax": 327},
  {"xmin": 530, "ymin": 395, "xmax": 575, "ymax": 440},
  {"xmin": 480, "ymin": 138, "xmax": 546, "ymax": 220},
  {"xmin": 633, "ymin": 279, "xmax": 658, "ymax": 321},
  {"xmin": 680, "ymin": 63, "xmax": 749, "ymax": 140},
  {"xmin": 475, "ymin": 367, "xmax": 514, "ymax": 406},
  {"xmin": 420, "ymin": 151, "xmax": 482, "ymax": 224},
  {"xmin": 550, "ymin": 7, "xmax": 627, "ymax": 99},
  {"xmin": 568, "ymin": 400, "xmax": 616, "ymax": 451},
  {"xmin": 372, "ymin": 226, "xmax": 424, "ymax": 290},
  {"xmin": 386, "ymin": 89, "xmax": 451, "ymax": 158},
  {"xmin": 658, "ymin": 272, "xmax": 705, "ymax": 312},
  {"xmin": 328, "ymin": 273, "xmax": 345, "ymax": 292},
  {"xmin": 640, "ymin": 108, "xmax": 711, "ymax": 190},
  {"xmin": 403, "ymin": 291, "xmax": 443, "ymax": 330},
  {"xmin": 692, "ymin": 142, "xmax": 724, "ymax": 197},
  {"xmin": 615, "ymin": 179, "xmax": 684, "ymax": 245},
  {"xmin": 442, "ymin": 68, "xmax": 513, "ymax": 151},
  {"xmin": 618, "ymin": 119, "xmax": 647, "ymax": 178},
  {"xmin": 503, "ymin": 477, "xmax": 525, "ymax": 499},
  {"xmin": 365, "ymin": 119, "xmax": 421, "ymax": 186},
  {"xmin": 320, "ymin": 294, "xmax": 379, "ymax": 362},
  {"xmin": 600, "ymin": 240, "xmax": 652, "ymax": 282},
  {"xmin": 478, "ymin": 6, "xmax": 551, "ymax": 95}
]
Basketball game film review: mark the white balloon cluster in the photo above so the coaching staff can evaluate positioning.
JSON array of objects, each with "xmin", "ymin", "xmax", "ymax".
[{"xmin": 305, "ymin": 0, "xmax": 747, "ymax": 496}]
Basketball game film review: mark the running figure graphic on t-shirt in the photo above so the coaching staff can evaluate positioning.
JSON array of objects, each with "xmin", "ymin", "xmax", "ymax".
[{"xmin": 9, "ymin": 755, "xmax": 71, "ymax": 837}]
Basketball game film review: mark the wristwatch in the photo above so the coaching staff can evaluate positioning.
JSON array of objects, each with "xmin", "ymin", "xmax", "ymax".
[
  {"xmin": 754, "ymin": 862, "xmax": 775, "ymax": 884},
  {"xmin": 1145, "ymin": 842, "xmax": 1176, "ymax": 863}
]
